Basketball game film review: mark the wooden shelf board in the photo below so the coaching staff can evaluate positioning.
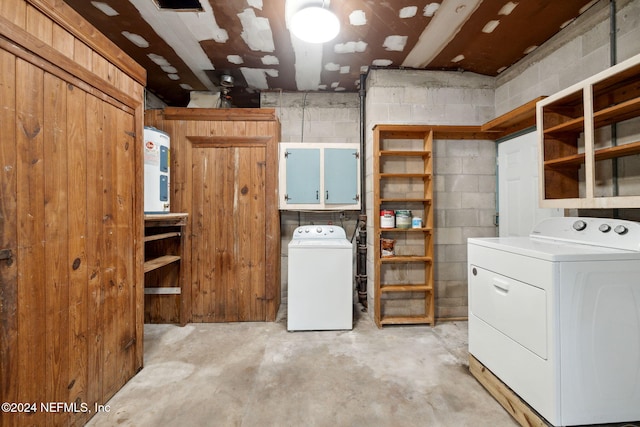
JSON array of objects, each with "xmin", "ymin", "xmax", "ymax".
[
  {"xmin": 380, "ymin": 227, "xmax": 432, "ymax": 233},
  {"xmin": 543, "ymin": 116, "xmax": 584, "ymax": 134},
  {"xmin": 380, "ymin": 284, "xmax": 432, "ymax": 292},
  {"xmin": 544, "ymin": 140, "xmax": 640, "ymax": 169},
  {"xmin": 379, "ymin": 173, "xmax": 431, "ymax": 179},
  {"xmin": 374, "ymin": 124, "xmax": 495, "ymax": 140},
  {"xmin": 144, "ymin": 255, "xmax": 181, "ymax": 273},
  {"xmin": 144, "ymin": 231, "xmax": 181, "ymax": 242},
  {"xmin": 380, "ymin": 315, "xmax": 434, "ymax": 325},
  {"xmin": 381, "ymin": 256, "xmax": 432, "ymax": 263},
  {"xmin": 593, "ymin": 96, "xmax": 640, "ymax": 129},
  {"xmin": 544, "ymin": 98, "xmax": 640, "ymax": 136},
  {"xmin": 544, "ymin": 153, "xmax": 585, "ymax": 168},
  {"xmin": 594, "ymin": 140, "xmax": 640, "ymax": 160},
  {"xmin": 380, "ymin": 198, "xmax": 432, "ymax": 203},
  {"xmin": 144, "ymin": 213, "xmax": 188, "ymax": 226},
  {"xmin": 593, "ymin": 62, "xmax": 640, "ymax": 96},
  {"xmin": 144, "ymin": 287, "xmax": 181, "ymax": 295},
  {"xmin": 379, "ymin": 150, "xmax": 431, "ymax": 157},
  {"xmin": 481, "ymin": 96, "xmax": 544, "ymax": 133}
]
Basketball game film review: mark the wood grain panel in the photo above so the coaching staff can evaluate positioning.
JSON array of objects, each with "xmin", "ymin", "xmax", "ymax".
[
  {"xmin": 250, "ymin": 147, "xmax": 267, "ymax": 320},
  {"xmin": 51, "ymin": 23, "xmax": 73, "ymax": 60},
  {"xmin": 190, "ymin": 143, "xmax": 205, "ymax": 321},
  {"xmin": 25, "ymin": 4, "xmax": 52, "ymax": 45},
  {"xmin": 0, "ymin": 0, "xmax": 27, "ymax": 26},
  {"xmin": 43, "ymin": 71, "xmax": 70, "ymax": 426},
  {"xmin": 114, "ymin": 107, "xmax": 137, "ymax": 391},
  {"xmin": 15, "ymin": 58, "xmax": 47, "ymax": 425},
  {"xmin": 85, "ymin": 93, "xmax": 105, "ymax": 410},
  {"xmin": 100, "ymin": 102, "xmax": 118, "ymax": 401},
  {"xmin": 66, "ymin": 80, "xmax": 90, "ymax": 424},
  {"xmin": 0, "ymin": 48, "xmax": 19, "ymax": 422}
]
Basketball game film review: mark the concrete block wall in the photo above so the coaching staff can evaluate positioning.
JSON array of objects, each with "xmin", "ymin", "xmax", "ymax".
[
  {"xmin": 261, "ymin": 92, "xmax": 361, "ymax": 302},
  {"xmin": 496, "ymin": 0, "xmax": 640, "ymax": 115},
  {"xmin": 364, "ymin": 70, "xmax": 496, "ymax": 319}
]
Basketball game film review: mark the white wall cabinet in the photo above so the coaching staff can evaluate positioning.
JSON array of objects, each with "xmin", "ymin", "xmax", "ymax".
[
  {"xmin": 537, "ymin": 52, "xmax": 640, "ymax": 209},
  {"xmin": 279, "ymin": 143, "xmax": 361, "ymax": 210}
]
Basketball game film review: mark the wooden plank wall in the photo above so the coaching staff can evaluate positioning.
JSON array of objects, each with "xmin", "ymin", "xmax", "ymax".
[
  {"xmin": 145, "ymin": 109, "xmax": 281, "ymax": 322},
  {"xmin": 0, "ymin": 0, "xmax": 145, "ymax": 425}
]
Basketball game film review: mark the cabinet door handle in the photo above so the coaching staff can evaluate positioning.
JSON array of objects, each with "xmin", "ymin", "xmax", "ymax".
[
  {"xmin": 493, "ymin": 278, "xmax": 510, "ymax": 294},
  {"xmin": 326, "ymin": 190, "xmax": 329, "ymax": 200},
  {"xmin": 316, "ymin": 190, "xmax": 319, "ymax": 200}
]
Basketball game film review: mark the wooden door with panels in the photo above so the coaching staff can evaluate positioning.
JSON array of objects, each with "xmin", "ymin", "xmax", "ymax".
[
  {"xmin": 190, "ymin": 140, "xmax": 268, "ymax": 322},
  {"xmin": 145, "ymin": 108, "xmax": 281, "ymax": 323}
]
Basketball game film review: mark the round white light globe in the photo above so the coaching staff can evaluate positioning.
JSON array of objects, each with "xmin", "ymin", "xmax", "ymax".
[{"xmin": 290, "ymin": 7, "xmax": 340, "ymax": 43}]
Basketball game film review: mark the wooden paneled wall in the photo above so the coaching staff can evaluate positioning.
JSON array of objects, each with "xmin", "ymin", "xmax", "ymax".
[
  {"xmin": 145, "ymin": 108, "xmax": 281, "ymax": 323},
  {"xmin": 0, "ymin": 1, "xmax": 145, "ymax": 425}
]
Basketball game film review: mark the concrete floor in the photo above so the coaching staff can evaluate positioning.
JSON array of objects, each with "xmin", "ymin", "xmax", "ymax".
[{"xmin": 86, "ymin": 306, "xmax": 517, "ymax": 427}]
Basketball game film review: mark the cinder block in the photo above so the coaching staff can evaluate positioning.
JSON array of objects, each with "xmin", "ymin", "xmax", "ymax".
[
  {"xmin": 434, "ymin": 157, "xmax": 463, "ymax": 175},
  {"xmin": 460, "ymin": 192, "xmax": 495, "ymax": 209},
  {"xmin": 444, "ymin": 175, "xmax": 479, "ymax": 192},
  {"xmin": 388, "ymin": 104, "xmax": 413, "ymax": 122},
  {"xmin": 444, "ymin": 244, "xmax": 468, "ymax": 263},
  {"xmin": 462, "ymin": 157, "xmax": 496, "ymax": 175},
  {"xmin": 434, "ymin": 227, "xmax": 463, "ymax": 245},
  {"xmin": 434, "ymin": 261, "xmax": 466, "ymax": 281},
  {"xmin": 411, "ymin": 104, "xmax": 447, "ymax": 123},
  {"xmin": 442, "ymin": 281, "xmax": 468, "ymax": 298},
  {"xmin": 444, "ymin": 140, "xmax": 479, "ymax": 157},
  {"xmin": 477, "ymin": 175, "xmax": 496, "ymax": 193},
  {"xmin": 434, "ymin": 192, "xmax": 462, "ymax": 209},
  {"xmin": 445, "ymin": 209, "xmax": 479, "ymax": 227},
  {"xmin": 462, "ymin": 226, "xmax": 497, "ymax": 240}
]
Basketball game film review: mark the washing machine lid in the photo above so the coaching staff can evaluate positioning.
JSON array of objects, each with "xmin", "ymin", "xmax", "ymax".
[
  {"xmin": 291, "ymin": 225, "xmax": 348, "ymax": 239},
  {"xmin": 468, "ymin": 236, "xmax": 640, "ymax": 262},
  {"xmin": 289, "ymin": 239, "xmax": 352, "ymax": 249}
]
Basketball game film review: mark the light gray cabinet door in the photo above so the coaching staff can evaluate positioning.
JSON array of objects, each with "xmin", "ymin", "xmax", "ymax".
[
  {"xmin": 324, "ymin": 148, "xmax": 358, "ymax": 204},
  {"xmin": 285, "ymin": 148, "xmax": 321, "ymax": 204}
]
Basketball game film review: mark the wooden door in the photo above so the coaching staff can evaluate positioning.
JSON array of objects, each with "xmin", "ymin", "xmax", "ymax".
[
  {"xmin": 0, "ymin": 47, "xmax": 141, "ymax": 426},
  {"xmin": 191, "ymin": 143, "xmax": 267, "ymax": 322}
]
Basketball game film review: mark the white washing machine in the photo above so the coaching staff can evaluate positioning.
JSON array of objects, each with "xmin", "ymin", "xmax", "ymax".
[
  {"xmin": 468, "ymin": 217, "xmax": 640, "ymax": 426},
  {"xmin": 287, "ymin": 225, "xmax": 353, "ymax": 331}
]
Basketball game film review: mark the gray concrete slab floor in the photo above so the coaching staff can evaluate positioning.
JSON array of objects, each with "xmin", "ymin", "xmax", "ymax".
[{"xmin": 86, "ymin": 306, "xmax": 517, "ymax": 427}]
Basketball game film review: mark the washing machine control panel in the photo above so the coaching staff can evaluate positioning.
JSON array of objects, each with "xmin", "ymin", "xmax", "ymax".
[
  {"xmin": 293, "ymin": 225, "xmax": 347, "ymax": 239},
  {"xmin": 530, "ymin": 217, "xmax": 640, "ymax": 251}
]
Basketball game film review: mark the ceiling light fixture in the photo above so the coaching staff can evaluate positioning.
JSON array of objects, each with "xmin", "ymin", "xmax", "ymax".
[{"xmin": 290, "ymin": 3, "xmax": 340, "ymax": 43}]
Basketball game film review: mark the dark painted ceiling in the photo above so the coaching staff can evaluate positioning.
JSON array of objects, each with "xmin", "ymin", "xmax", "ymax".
[{"xmin": 64, "ymin": 0, "xmax": 598, "ymax": 107}]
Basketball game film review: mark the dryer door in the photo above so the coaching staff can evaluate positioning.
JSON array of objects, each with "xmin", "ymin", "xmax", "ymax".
[{"xmin": 469, "ymin": 265, "xmax": 547, "ymax": 359}]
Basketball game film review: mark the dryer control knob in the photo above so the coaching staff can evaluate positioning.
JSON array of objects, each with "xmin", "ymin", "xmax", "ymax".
[
  {"xmin": 316, "ymin": 227, "xmax": 322, "ymax": 233},
  {"xmin": 599, "ymin": 224, "xmax": 611, "ymax": 233},
  {"xmin": 573, "ymin": 220, "xmax": 587, "ymax": 231},
  {"xmin": 614, "ymin": 225, "xmax": 628, "ymax": 235}
]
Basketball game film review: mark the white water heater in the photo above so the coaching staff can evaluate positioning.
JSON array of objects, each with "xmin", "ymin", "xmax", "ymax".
[{"xmin": 143, "ymin": 127, "xmax": 170, "ymax": 213}]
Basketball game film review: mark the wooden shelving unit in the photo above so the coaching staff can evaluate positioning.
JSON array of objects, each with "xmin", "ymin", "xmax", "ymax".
[
  {"xmin": 144, "ymin": 213, "xmax": 189, "ymax": 325},
  {"xmin": 373, "ymin": 125, "xmax": 435, "ymax": 327},
  {"xmin": 537, "ymin": 52, "xmax": 640, "ymax": 208}
]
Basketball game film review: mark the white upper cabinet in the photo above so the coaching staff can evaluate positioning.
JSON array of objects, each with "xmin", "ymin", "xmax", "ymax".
[{"xmin": 279, "ymin": 143, "xmax": 361, "ymax": 210}]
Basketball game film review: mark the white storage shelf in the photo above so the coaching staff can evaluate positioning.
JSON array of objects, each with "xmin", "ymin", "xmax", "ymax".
[{"xmin": 537, "ymin": 52, "xmax": 640, "ymax": 209}]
